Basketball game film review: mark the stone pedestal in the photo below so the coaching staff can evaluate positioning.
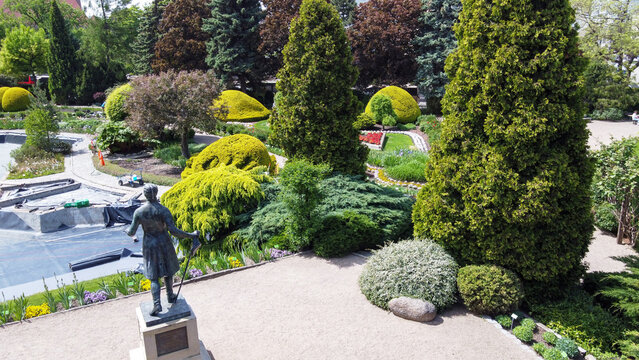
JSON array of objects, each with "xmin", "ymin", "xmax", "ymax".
[{"xmin": 130, "ymin": 295, "xmax": 210, "ymax": 360}]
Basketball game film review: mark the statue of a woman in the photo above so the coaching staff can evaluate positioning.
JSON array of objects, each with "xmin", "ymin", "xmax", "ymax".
[{"xmin": 127, "ymin": 184, "xmax": 198, "ymax": 316}]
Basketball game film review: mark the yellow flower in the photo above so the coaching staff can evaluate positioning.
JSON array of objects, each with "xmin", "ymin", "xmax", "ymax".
[{"xmin": 140, "ymin": 279, "xmax": 151, "ymax": 291}]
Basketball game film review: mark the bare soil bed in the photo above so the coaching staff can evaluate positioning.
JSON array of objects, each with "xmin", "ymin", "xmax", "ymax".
[{"xmin": 109, "ymin": 155, "xmax": 182, "ymax": 178}]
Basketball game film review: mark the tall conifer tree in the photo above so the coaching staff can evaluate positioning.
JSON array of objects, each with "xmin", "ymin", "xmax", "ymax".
[
  {"xmin": 332, "ymin": 0, "xmax": 356, "ymax": 26},
  {"xmin": 203, "ymin": 0, "xmax": 263, "ymax": 90},
  {"xmin": 47, "ymin": 0, "xmax": 77, "ymax": 105},
  {"xmin": 412, "ymin": 0, "xmax": 593, "ymax": 297},
  {"xmin": 414, "ymin": 0, "xmax": 460, "ymax": 113},
  {"xmin": 131, "ymin": 0, "xmax": 166, "ymax": 75},
  {"xmin": 269, "ymin": 0, "xmax": 367, "ymax": 174}
]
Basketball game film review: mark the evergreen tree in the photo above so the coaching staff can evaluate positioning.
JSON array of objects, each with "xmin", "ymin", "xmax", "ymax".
[
  {"xmin": 131, "ymin": 1, "xmax": 166, "ymax": 75},
  {"xmin": 203, "ymin": 0, "xmax": 263, "ymax": 90},
  {"xmin": 269, "ymin": 0, "xmax": 367, "ymax": 174},
  {"xmin": 47, "ymin": 0, "xmax": 77, "ymax": 105},
  {"xmin": 414, "ymin": 0, "xmax": 460, "ymax": 114},
  {"xmin": 412, "ymin": 0, "xmax": 593, "ymax": 297},
  {"xmin": 331, "ymin": 0, "xmax": 356, "ymax": 26}
]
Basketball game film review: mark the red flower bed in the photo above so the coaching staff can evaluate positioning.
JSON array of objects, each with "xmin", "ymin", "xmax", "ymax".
[{"xmin": 359, "ymin": 132, "xmax": 383, "ymax": 145}]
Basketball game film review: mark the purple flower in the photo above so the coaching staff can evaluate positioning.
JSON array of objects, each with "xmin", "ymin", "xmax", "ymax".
[
  {"xmin": 84, "ymin": 290, "xmax": 108, "ymax": 304},
  {"xmin": 189, "ymin": 268, "xmax": 203, "ymax": 278},
  {"xmin": 269, "ymin": 248, "xmax": 293, "ymax": 259}
]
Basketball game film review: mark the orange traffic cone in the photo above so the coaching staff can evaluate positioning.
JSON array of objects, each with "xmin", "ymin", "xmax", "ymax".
[{"xmin": 98, "ymin": 150, "xmax": 105, "ymax": 166}]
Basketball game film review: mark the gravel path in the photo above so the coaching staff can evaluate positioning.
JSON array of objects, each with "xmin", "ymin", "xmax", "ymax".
[
  {"xmin": 584, "ymin": 229, "xmax": 638, "ymax": 273},
  {"xmin": 587, "ymin": 120, "xmax": 639, "ymax": 150},
  {"xmin": 0, "ymin": 254, "xmax": 539, "ymax": 360}
]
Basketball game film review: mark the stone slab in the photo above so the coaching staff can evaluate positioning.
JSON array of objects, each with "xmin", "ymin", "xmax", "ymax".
[
  {"xmin": 130, "ymin": 340, "xmax": 211, "ymax": 360},
  {"xmin": 140, "ymin": 295, "xmax": 191, "ymax": 327}
]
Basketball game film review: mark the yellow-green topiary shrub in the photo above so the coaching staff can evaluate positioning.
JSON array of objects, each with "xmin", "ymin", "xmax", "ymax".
[
  {"xmin": 105, "ymin": 83, "xmax": 132, "ymax": 122},
  {"xmin": 181, "ymin": 134, "xmax": 272, "ymax": 178},
  {"xmin": 365, "ymin": 86, "xmax": 420, "ymax": 124},
  {"xmin": 0, "ymin": 87, "xmax": 10, "ymax": 111},
  {"xmin": 2, "ymin": 87, "xmax": 32, "ymax": 112},
  {"xmin": 213, "ymin": 90, "xmax": 270, "ymax": 122}
]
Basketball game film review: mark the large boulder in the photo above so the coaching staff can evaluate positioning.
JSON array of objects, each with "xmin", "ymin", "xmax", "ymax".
[
  {"xmin": 365, "ymin": 86, "xmax": 420, "ymax": 124},
  {"xmin": 213, "ymin": 90, "xmax": 270, "ymax": 122},
  {"xmin": 388, "ymin": 297, "xmax": 437, "ymax": 322}
]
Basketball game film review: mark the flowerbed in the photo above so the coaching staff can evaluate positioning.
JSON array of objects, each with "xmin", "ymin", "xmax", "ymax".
[{"xmin": 359, "ymin": 132, "xmax": 383, "ymax": 145}]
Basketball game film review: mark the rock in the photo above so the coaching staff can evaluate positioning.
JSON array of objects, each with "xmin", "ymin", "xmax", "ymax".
[
  {"xmin": 585, "ymin": 355, "xmax": 596, "ymax": 360},
  {"xmin": 388, "ymin": 297, "xmax": 437, "ymax": 322}
]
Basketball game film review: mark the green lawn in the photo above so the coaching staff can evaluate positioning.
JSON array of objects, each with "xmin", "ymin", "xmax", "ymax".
[
  {"xmin": 383, "ymin": 133, "xmax": 414, "ymax": 152},
  {"xmin": 254, "ymin": 119, "xmax": 270, "ymax": 133}
]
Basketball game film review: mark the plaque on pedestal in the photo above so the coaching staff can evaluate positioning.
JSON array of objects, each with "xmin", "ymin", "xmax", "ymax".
[{"xmin": 130, "ymin": 295, "xmax": 210, "ymax": 360}]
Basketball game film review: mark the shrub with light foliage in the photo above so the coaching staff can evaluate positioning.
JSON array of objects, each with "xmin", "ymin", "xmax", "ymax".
[
  {"xmin": 213, "ymin": 90, "xmax": 270, "ymax": 122},
  {"xmin": 365, "ymin": 86, "xmax": 420, "ymax": 124},
  {"xmin": 358, "ymin": 239, "xmax": 458, "ymax": 310},
  {"xmin": 2, "ymin": 87, "xmax": 32, "ymax": 112},
  {"xmin": 104, "ymin": 84, "xmax": 131, "ymax": 122},
  {"xmin": 457, "ymin": 265, "xmax": 523, "ymax": 316}
]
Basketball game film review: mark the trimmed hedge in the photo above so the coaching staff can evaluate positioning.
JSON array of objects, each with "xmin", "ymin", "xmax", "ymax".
[
  {"xmin": 313, "ymin": 211, "xmax": 379, "ymax": 258},
  {"xmin": 104, "ymin": 83, "xmax": 132, "ymax": 122},
  {"xmin": 213, "ymin": 90, "xmax": 270, "ymax": 122},
  {"xmin": 0, "ymin": 87, "xmax": 10, "ymax": 111},
  {"xmin": 2, "ymin": 87, "xmax": 32, "ymax": 112},
  {"xmin": 365, "ymin": 86, "xmax": 420, "ymax": 124},
  {"xmin": 457, "ymin": 265, "xmax": 524, "ymax": 316},
  {"xmin": 181, "ymin": 134, "xmax": 272, "ymax": 178}
]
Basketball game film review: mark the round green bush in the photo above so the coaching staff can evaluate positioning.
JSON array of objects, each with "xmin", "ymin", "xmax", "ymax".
[
  {"xmin": 2, "ymin": 87, "xmax": 32, "ymax": 112},
  {"xmin": 358, "ymin": 239, "xmax": 458, "ymax": 310},
  {"xmin": 0, "ymin": 86, "xmax": 10, "ymax": 111},
  {"xmin": 594, "ymin": 202, "xmax": 618, "ymax": 234},
  {"xmin": 364, "ymin": 86, "xmax": 420, "ymax": 124},
  {"xmin": 104, "ymin": 83, "xmax": 132, "ymax": 122},
  {"xmin": 543, "ymin": 331, "xmax": 558, "ymax": 345},
  {"xmin": 520, "ymin": 317, "xmax": 537, "ymax": 331},
  {"xmin": 495, "ymin": 314, "xmax": 512, "ymax": 329},
  {"xmin": 353, "ymin": 112, "xmax": 375, "ymax": 130},
  {"xmin": 542, "ymin": 347, "xmax": 565, "ymax": 360},
  {"xmin": 213, "ymin": 90, "xmax": 271, "ymax": 122},
  {"xmin": 556, "ymin": 338, "xmax": 579, "ymax": 358},
  {"xmin": 513, "ymin": 325, "xmax": 533, "ymax": 343},
  {"xmin": 532, "ymin": 342, "xmax": 548, "ymax": 355},
  {"xmin": 96, "ymin": 121, "xmax": 143, "ymax": 153},
  {"xmin": 313, "ymin": 211, "xmax": 379, "ymax": 258},
  {"xmin": 181, "ymin": 134, "xmax": 272, "ymax": 179},
  {"xmin": 457, "ymin": 265, "xmax": 524, "ymax": 316}
]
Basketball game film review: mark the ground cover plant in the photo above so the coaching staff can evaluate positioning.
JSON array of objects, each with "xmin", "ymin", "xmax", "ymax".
[
  {"xmin": 367, "ymin": 148, "xmax": 428, "ymax": 183},
  {"xmin": 154, "ymin": 142, "xmax": 207, "ymax": 169}
]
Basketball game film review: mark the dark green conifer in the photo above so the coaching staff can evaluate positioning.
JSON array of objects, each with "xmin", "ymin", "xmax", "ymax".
[
  {"xmin": 269, "ymin": 0, "xmax": 367, "ymax": 174},
  {"xmin": 47, "ymin": 0, "xmax": 77, "ymax": 105},
  {"xmin": 131, "ymin": 1, "xmax": 166, "ymax": 75},
  {"xmin": 331, "ymin": 0, "xmax": 356, "ymax": 26}
]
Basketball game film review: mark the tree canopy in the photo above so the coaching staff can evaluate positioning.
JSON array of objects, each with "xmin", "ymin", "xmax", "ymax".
[
  {"xmin": 258, "ymin": 0, "xmax": 302, "ymax": 77},
  {"xmin": 0, "ymin": 25, "xmax": 48, "ymax": 78}
]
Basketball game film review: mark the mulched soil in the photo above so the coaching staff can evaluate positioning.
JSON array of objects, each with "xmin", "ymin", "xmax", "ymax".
[{"xmin": 109, "ymin": 156, "xmax": 182, "ymax": 179}]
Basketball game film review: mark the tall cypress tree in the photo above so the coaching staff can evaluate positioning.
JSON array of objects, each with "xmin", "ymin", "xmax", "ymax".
[
  {"xmin": 414, "ymin": 0, "xmax": 460, "ymax": 114},
  {"xmin": 131, "ymin": 1, "xmax": 166, "ymax": 75},
  {"xmin": 47, "ymin": 0, "xmax": 77, "ymax": 105},
  {"xmin": 269, "ymin": 0, "xmax": 367, "ymax": 174},
  {"xmin": 203, "ymin": 0, "xmax": 263, "ymax": 90},
  {"xmin": 412, "ymin": 0, "xmax": 593, "ymax": 297}
]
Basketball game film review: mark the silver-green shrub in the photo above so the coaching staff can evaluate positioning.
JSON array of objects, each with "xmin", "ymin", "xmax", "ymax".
[{"xmin": 358, "ymin": 239, "xmax": 458, "ymax": 310}]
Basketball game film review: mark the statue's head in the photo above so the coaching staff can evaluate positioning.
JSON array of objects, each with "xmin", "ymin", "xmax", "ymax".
[{"xmin": 143, "ymin": 184, "xmax": 159, "ymax": 202}]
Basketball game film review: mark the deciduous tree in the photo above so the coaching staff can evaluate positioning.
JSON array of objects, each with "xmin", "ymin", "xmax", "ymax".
[
  {"xmin": 258, "ymin": 0, "xmax": 302, "ymax": 77},
  {"xmin": 0, "ymin": 0, "xmax": 85, "ymax": 32},
  {"xmin": 0, "ymin": 25, "xmax": 48, "ymax": 78},
  {"xmin": 269, "ymin": 0, "xmax": 367, "ymax": 174},
  {"xmin": 348, "ymin": 0, "xmax": 421, "ymax": 86}
]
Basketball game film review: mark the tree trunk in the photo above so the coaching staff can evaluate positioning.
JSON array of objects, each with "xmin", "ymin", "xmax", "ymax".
[
  {"xmin": 180, "ymin": 128, "xmax": 190, "ymax": 159},
  {"xmin": 617, "ymin": 194, "xmax": 629, "ymax": 244}
]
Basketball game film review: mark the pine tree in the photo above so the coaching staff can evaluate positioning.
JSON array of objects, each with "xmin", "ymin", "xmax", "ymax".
[
  {"xmin": 203, "ymin": 0, "xmax": 263, "ymax": 90},
  {"xmin": 47, "ymin": 0, "xmax": 77, "ymax": 105},
  {"xmin": 331, "ymin": 0, "xmax": 356, "ymax": 26},
  {"xmin": 412, "ymin": 0, "xmax": 593, "ymax": 297},
  {"xmin": 414, "ymin": 0, "xmax": 460, "ymax": 114},
  {"xmin": 131, "ymin": 0, "xmax": 166, "ymax": 75},
  {"xmin": 269, "ymin": 0, "xmax": 367, "ymax": 174}
]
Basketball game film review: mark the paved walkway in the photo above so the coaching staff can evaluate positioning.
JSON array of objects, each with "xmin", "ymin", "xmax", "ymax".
[
  {"xmin": 587, "ymin": 120, "xmax": 639, "ymax": 150},
  {"xmin": 0, "ymin": 254, "xmax": 539, "ymax": 360}
]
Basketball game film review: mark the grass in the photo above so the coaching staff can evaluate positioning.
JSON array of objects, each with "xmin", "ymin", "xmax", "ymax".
[
  {"xmin": 154, "ymin": 142, "xmax": 208, "ymax": 168},
  {"xmin": 367, "ymin": 148, "xmax": 429, "ymax": 182},
  {"xmin": 7, "ymin": 153, "xmax": 65, "ymax": 179},
  {"xmin": 254, "ymin": 120, "xmax": 270, "ymax": 134},
  {"xmin": 92, "ymin": 155, "xmax": 180, "ymax": 186},
  {"xmin": 396, "ymin": 123, "xmax": 416, "ymax": 131},
  {"xmin": 383, "ymin": 133, "xmax": 414, "ymax": 152}
]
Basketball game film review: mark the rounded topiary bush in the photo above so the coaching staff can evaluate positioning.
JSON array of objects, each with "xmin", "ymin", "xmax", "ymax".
[
  {"xmin": 313, "ymin": 211, "xmax": 379, "ymax": 258},
  {"xmin": 2, "ymin": 87, "xmax": 32, "ymax": 112},
  {"xmin": 181, "ymin": 134, "xmax": 272, "ymax": 178},
  {"xmin": 457, "ymin": 265, "xmax": 524, "ymax": 316},
  {"xmin": 358, "ymin": 239, "xmax": 458, "ymax": 310},
  {"xmin": 104, "ymin": 83, "xmax": 132, "ymax": 122},
  {"xmin": 513, "ymin": 325, "xmax": 533, "ymax": 343},
  {"xmin": 594, "ymin": 202, "xmax": 618, "ymax": 234},
  {"xmin": 0, "ymin": 86, "xmax": 10, "ymax": 111},
  {"xmin": 213, "ymin": 90, "xmax": 271, "ymax": 122},
  {"xmin": 364, "ymin": 86, "xmax": 420, "ymax": 124}
]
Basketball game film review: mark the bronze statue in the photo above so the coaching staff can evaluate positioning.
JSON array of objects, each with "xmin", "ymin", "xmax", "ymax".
[{"xmin": 127, "ymin": 184, "xmax": 199, "ymax": 316}]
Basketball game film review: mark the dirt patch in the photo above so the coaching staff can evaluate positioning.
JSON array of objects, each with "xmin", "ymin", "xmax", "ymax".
[{"xmin": 109, "ymin": 156, "xmax": 182, "ymax": 178}]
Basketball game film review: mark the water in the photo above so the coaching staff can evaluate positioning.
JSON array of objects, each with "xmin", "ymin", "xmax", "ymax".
[{"xmin": 0, "ymin": 142, "xmax": 21, "ymax": 180}]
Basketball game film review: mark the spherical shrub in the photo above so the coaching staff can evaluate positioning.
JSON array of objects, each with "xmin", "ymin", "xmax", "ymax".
[
  {"xmin": 456, "ymin": 265, "xmax": 524, "ymax": 316},
  {"xmin": 543, "ymin": 331, "xmax": 558, "ymax": 345},
  {"xmin": 2, "ymin": 87, "xmax": 32, "ymax": 112},
  {"xmin": 0, "ymin": 86, "xmax": 10, "ymax": 111},
  {"xmin": 313, "ymin": 211, "xmax": 380, "ymax": 258},
  {"xmin": 495, "ymin": 314, "xmax": 512, "ymax": 329},
  {"xmin": 104, "ymin": 83, "xmax": 132, "ymax": 122},
  {"xmin": 365, "ymin": 86, "xmax": 420, "ymax": 124},
  {"xmin": 213, "ymin": 90, "xmax": 270, "ymax": 122},
  {"xmin": 181, "ymin": 134, "xmax": 272, "ymax": 178},
  {"xmin": 594, "ymin": 202, "xmax": 618, "ymax": 234},
  {"xmin": 532, "ymin": 342, "xmax": 547, "ymax": 355},
  {"xmin": 520, "ymin": 317, "xmax": 537, "ymax": 332},
  {"xmin": 358, "ymin": 239, "xmax": 458, "ymax": 310},
  {"xmin": 556, "ymin": 338, "xmax": 579, "ymax": 358},
  {"xmin": 542, "ymin": 347, "xmax": 565, "ymax": 360},
  {"xmin": 513, "ymin": 325, "xmax": 533, "ymax": 343}
]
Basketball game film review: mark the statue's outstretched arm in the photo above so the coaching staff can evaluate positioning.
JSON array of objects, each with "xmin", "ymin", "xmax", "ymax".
[
  {"xmin": 163, "ymin": 207, "xmax": 198, "ymax": 239},
  {"xmin": 127, "ymin": 211, "xmax": 140, "ymax": 237}
]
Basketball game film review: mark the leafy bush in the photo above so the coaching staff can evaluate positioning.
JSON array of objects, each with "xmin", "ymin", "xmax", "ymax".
[
  {"xmin": 354, "ymin": 112, "xmax": 376, "ymax": 130},
  {"xmin": 591, "ymin": 256, "xmax": 639, "ymax": 327},
  {"xmin": 24, "ymin": 108, "xmax": 58, "ymax": 150},
  {"xmin": 591, "ymin": 108, "xmax": 625, "ymax": 121},
  {"xmin": 96, "ymin": 121, "xmax": 143, "ymax": 153},
  {"xmin": 543, "ymin": 331, "xmax": 558, "ymax": 345},
  {"xmin": 556, "ymin": 337, "xmax": 579, "ymax": 358},
  {"xmin": 154, "ymin": 142, "xmax": 207, "ymax": 168},
  {"xmin": 520, "ymin": 317, "xmax": 537, "ymax": 332},
  {"xmin": 457, "ymin": 265, "xmax": 523, "ymax": 316},
  {"xmin": 513, "ymin": 325, "xmax": 533, "ymax": 343},
  {"xmin": 542, "ymin": 347, "xmax": 565, "ymax": 360},
  {"xmin": 92, "ymin": 92, "xmax": 106, "ymax": 103},
  {"xmin": 533, "ymin": 342, "xmax": 547, "ymax": 355},
  {"xmin": 369, "ymin": 93, "xmax": 397, "ymax": 127},
  {"xmin": 618, "ymin": 330, "xmax": 639, "ymax": 359},
  {"xmin": 104, "ymin": 83, "xmax": 131, "ymax": 122},
  {"xmin": 181, "ymin": 134, "xmax": 272, "ymax": 178},
  {"xmin": 358, "ymin": 239, "xmax": 458, "ymax": 310},
  {"xmin": 313, "ymin": 211, "xmax": 379, "ymax": 257},
  {"xmin": 2, "ymin": 87, "xmax": 32, "ymax": 112},
  {"xmin": 365, "ymin": 86, "xmax": 420, "ymax": 124},
  {"xmin": 418, "ymin": 114, "xmax": 441, "ymax": 144},
  {"xmin": 213, "ymin": 90, "xmax": 271, "ymax": 122},
  {"xmin": 161, "ymin": 166, "xmax": 271, "ymax": 254},
  {"xmin": 594, "ymin": 202, "xmax": 618, "ymax": 233},
  {"xmin": 495, "ymin": 314, "xmax": 512, "ymax": 329}
]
